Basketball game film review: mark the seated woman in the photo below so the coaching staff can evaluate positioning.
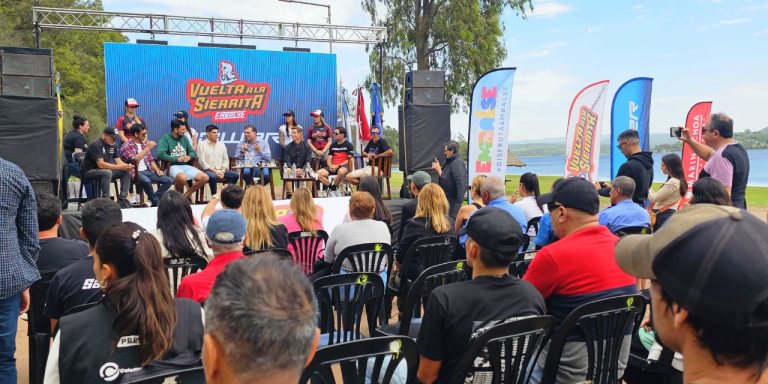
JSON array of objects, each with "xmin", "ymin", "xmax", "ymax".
[
  {"xmin": 242, "ymin": 185, "xmax": 289, "ymax": 252},
  {"xmin": 454, "ymin": 175, "xmax": 487, "ymax": 231},
  {"xmin": 44, "ymin": 222, "xmax": 204, "ymax": 383},
  {"xmin": 152, "ymin": 190, "xmax": 213, "ymax": 261},
  {"xmin": 509, "ymin": 172, "xmax": 547, "ymax": 241},
  {"xmin": 279, "ymin": 186, "xmax": 324, "ymax": 259},
  {"xmin": 648, "ymin": 154, "xmax": 687, "ymax": 231},
  {"xmin": 689, "ymin": 177, "xmax": 732, "ymax": 206},
  {"xmin": 343, "ymin": 176, "xmax": 393, "ymax": 230}
]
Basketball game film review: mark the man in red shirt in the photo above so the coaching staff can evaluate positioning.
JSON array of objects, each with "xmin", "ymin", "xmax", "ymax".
[{"xmin": 176, "ymin": 210, "xmax": 247, "ymax": 303}]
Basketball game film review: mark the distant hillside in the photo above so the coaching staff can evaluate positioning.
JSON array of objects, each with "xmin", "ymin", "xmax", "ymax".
[
  {"xmin": 509, "ymin": 133, "xmax": 680, "ymax": 147},
  {"xmin": 760, "ymin": 127, "xmax": 768, "ymax": 133},
  {"xmin": 509, "ymin": 133, "xmax": 681, "ymax": 157}
]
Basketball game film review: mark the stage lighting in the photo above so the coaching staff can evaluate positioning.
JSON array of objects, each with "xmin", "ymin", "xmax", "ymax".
[
  {"xmin": 283, "ymin": 47, "xmax": 311, "ymax": 52},
  {"xmin": 137, "ymin": 39, "xmax": 168, "ymax": 45}
]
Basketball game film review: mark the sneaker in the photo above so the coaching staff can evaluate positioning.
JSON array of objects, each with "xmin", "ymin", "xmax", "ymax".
[
  {"xmin": 117, "ymin": 198, "xmax": 132, "ymax": 209},
  {"xmin": 143, "ymin": 202, "xmax": 152, "ymax": 208},
  {"xmin": 129, "ymin": 195, "xmax": 140, "ymax": 204},
  {"xmin": 333, "ymin": 189, "xmax": 342, "ymax": 198}
]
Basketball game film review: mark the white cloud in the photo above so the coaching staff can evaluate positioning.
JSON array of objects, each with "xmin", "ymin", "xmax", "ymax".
[
  {"xmin": 700, "ymin": 18, "xmax": 749, "ymax": 30},
  {"xmin": 755, "ymin": 29, "xmax": 768, "ymax": 36},
  {"xmin": 531, "ymin": 1, "xmax": 575, "ymax": 19},
  {"xmin": 637, "ymin": 14, "xmax": 646, "ymax": 20},
  {"xmin": 516, "ymin": 49, "xmax": 552, "ymax": 58},
  {"xmin": 587, "ymin": 26, "xmax": 603, "ymax": 33},
  {"xmin": 740, "ymin": 4, "xmax": 768, "ymax": 10},
  {"xmin": 541, "ymin": 41, "xmax": 566, "ymax": 48},
  {"xmin": 633, "ymin": 4, "xmax": 643, "ymax": 9}
]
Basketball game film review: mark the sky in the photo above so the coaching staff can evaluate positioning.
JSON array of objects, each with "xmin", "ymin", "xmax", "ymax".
[{"xmin": 104, "ymin": 0, "xmax": 768, "ymax": 142}]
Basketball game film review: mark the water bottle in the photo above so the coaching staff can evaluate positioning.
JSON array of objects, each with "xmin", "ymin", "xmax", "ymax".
[{"xmin": 283, "ymin": 164, "xmax": 289, "ymax": 179}]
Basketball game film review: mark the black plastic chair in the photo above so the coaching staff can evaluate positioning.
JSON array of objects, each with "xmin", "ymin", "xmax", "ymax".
[
  {"xmin": 27, "ymin": 270, "xmax": 58, "ymax": 384},
  {"xmin": 314, "ymin": 272, "xmax": 384, "ymax": 346},
  {"xmin": 447, "ymin": 316, "xmax": 555, "ymax": 384},
  {"xmin": 299, "ymin": 336, "xmax": 420, "ymax": 384},
  {"xmin": 122, "ymin": 366, "xmax": 205, "ymax": 384},
  {"xmin": 244, "ymin": 247, "xmax": 294, "ymax": 260},
  {"xmin": 376, "ymin": 260, "xmax": 472, "ymax": 339},
  {"xmin": 625, "ymin": 290, "xmax": 682, "ymax": 384},
  {"xmin": 613, "ymin": 226, "xmax": 652, "ymax": 237},
  {"xmin": 53, "ymin": 301, "xmax": 99, "ymax": 335},
  {"xmin": 539, "ymin": 295, "xmax": 647, "ymax": 384},
  {"xmin": 72, "ymin": 152, "xmax": 93, "ymax": 211},
  {"xmin": 164, "ymin": 256, "xmax": 209, "ymax": 296},
  {"xmin": 288, "ymin": 230, "xmax": 329, "ymax": 275},
  {"xmin": 332, "ymin": 243, "xmax": 393, "ymax": 276},
  {"xmin": 388, "ymin": 235, "xmax": 458, "ymax": 299},
  {"xmin": 509, "ymin": 254, "xmax": 535, "ymax": 278},
  {"xmin": 521, "ymin": 216, "xmax": 542, "ymax": 251}
]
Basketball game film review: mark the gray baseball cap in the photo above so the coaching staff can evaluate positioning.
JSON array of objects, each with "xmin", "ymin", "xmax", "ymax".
[{"xmin": 407, "ymin": 171, "xmax": 431, "ymax": 189}]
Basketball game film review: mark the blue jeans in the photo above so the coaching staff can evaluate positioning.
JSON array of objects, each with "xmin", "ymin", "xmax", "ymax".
[
  {"xmin": 67, "ymin": 162, "xmax": 93, "ymax": 199},
  {"xmin": 0, "ymin": 293, "xmax": 20, "ymax": 383},
  {"xmin": 528, "ymin": 362, "xmax": 564, "ymax": 384},
  {"xmin": 203, "ymin": 170, "xmax": 240, "ymax": 194},
  {"xmin": 243, "ymin": 168, "xmax": 270, "ymax": 186},
  {"xmin": 138, "ymin": 170, "xmax": 174, "ymax": 206}
]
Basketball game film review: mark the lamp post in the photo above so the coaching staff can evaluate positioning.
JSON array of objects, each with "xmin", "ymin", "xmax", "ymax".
[{"xmin": 278, "ymin": 0, "xmax": 332, "ymax": 53}]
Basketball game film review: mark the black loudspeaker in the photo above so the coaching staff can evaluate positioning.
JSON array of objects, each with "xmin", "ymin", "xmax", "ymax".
[
  {"xmin": 398, "ymin": 103, "xmax": 451, "ymax": 176},
  {"xmin": 0, "ymin": 47, "xmax": 54, "ymax": 98},
  {"xmin": 405, "ymin": 70, "xmax": 445, "ymax": 88},
  {"xmin": 405, "ymin": 88, "xmax": 445, "ymax": 104}
]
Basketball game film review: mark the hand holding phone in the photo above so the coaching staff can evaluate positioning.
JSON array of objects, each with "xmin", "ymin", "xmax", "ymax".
[{"xmin": 670, "ymin": 127, "xmax": 682, "ymax": 138}]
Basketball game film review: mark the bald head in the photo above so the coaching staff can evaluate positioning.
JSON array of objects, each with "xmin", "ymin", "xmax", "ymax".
[{"xmin": 481, "ymin": 176, "xmax": 506, "ymax": 204}]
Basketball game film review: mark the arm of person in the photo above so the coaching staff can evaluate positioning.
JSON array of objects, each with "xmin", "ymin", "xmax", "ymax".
[
  {"xmin": 278, "ymin": 129, "xmax": 286, "ymax": 148},
  {"xmin": 417, "ymin": 357, "xmax": 442, "ymax": 384},
  {"xmin": 201, "ymin": 192, "xmax": 220, "ymax": 221},
  {"xmin": 118, "ymin": 131, "xmax": 129, "ymax": 143},
  {"xmin": 326, "ymin": 152, "xmax": 334, "ymax": 169},
  {"xmin": 416, "ymin": 292, "xmax": 447, "ymax": 384},
  {"xmin": 679, "ymin": 127, "xmax": 715, "ymax": 161},
  {"xmin": 454, "ymin": 206, "xmax": 469, "ymax": 235},
  {"xmin": 95, "ymin": 158, "xmax": 126, "ymax": 170},
  {"xmin": 219, "ymin": 145, "xmax": 230, "ymax": 171},
  {"xmin": 322, "ymin": 139, "xmax": 331, "ymax": 154},
  {"xmin": 648, "ymin": 180, "xmax": 677, "ymax": 203},
  {"xmin": 522, "ymin": 249, "xmax": 559, "ymax": 299},
  {"xmin": 303, "ymin": 145, "xmax": 313, "ymax": 168},
  {"xmin": 196, "ymin": 145, "xmax": 212, "ymax": 171},
  {"xmin": 323, "ymin": 232, "xmax": 338, "ymax": 264},
  {"xmin": 260, "ymin": 140, "xmax": 272, "ymax": 161},
  {"xmin": 74, "ymin": 148, "xmax": 83, "ymax": 153},
  {"xmin": 185, "ymin": 137, "xmax": 196, "ymax": 159},
  {"xmin": 17, "ymin": 179, "xmax": 39, "ymax": 265}
]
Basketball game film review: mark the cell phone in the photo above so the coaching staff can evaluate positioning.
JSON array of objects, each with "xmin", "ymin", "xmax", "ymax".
[
  {"xmin": 670, "ymin": 127, "xmax": 682, "ymax": 138},
  {"xmin": 599, "ymin": 181, "xmax": 607, "ymax": 189},
  {"xmin": 434, "ymin": 157, "xmax": 438, "ymax": 162}
]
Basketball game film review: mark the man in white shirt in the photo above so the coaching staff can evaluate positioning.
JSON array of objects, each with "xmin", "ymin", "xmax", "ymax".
[{"xmin": 198, "ymin": 124, "xmax": 239, "ymax": 195}]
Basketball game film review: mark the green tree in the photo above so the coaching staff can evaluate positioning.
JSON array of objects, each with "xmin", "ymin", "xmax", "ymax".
[
  {"xmin": 361, "ymin": 0, "xmax": 532, "ymax": 112},
  {"xmin": 383, "ymin": 125, "xmax": 399, "ymax": 165},
  {"xmin": 453, "ymin": 132, "xmax": 468, "ymax": 161}
]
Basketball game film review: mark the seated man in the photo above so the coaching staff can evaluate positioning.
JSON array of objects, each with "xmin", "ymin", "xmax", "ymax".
[
  {"xmin": 398, "ymin": 171, "xmax": 430, "ymax": 243},
  {"xmin": 237, "ymin": 125, "xmax": 272, "ymax": 185},
  {"xmin": 458, "ymin": 176, "xmax": 526, "ymax": 247},
  {"xmin": 533, "ymin": 178, "xmax": 564, "ymax": 249},
  {"xmin": 615, "ymin": 204, "xmax": 768, "ymax": 384},
  {"xmin": 36, "ymin": 192, "xmax": 88, "ymax": 273},
  {"xmin": 79, "ymin": 126, "xmax": 133, "ymax": 208},
  {"xmin": 598, "ymin": 176, "xmax": 651, "ymax": 233},
  {"xmin": 198, "ymin": 124, "xmax": 239, "ymax": 194},
  {"xmin": 283, "ymin": 126, "xmax": 313, "ymax": 170},
  {"xmin": 44, "ymin": 198, "xmax": 122, "ymax": 333},
  {"xmin": 317, "ymin": 126, "xmax": 354, "ymax": 197},
  {"xmin": 176, "ymin": 210, "xmax": 247, "ymax": 303},
  {"xmin": 119, "ymin": 123, "xmax": 174, "ymax": 207},
  {"xmin": 346, "ymin": 125, "xmax": 392, "ymax": 186},
  {"xmin": 416, "ymin": 208, "xmax": 546, "ymax": 384},
  {"xmin": 203, "ymin": 256, "xmax": 319, "ymax": 384},
  {"xmin": 525, "ymin": 177, "xmax": 637, "ymax": 384},
  {"xmin": 200, "ymin": 184, "xmax": 245, "ymax": 230},
  {"xmin": 156, "ymin": 119, "xmax": 209, "ymax": 202}
]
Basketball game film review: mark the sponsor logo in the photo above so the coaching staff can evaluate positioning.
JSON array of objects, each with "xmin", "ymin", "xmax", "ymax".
[
  {"xmin": 566, "ymin": 106, "xmax": 599, "ymax": 179},
  {"xmin": 356, "ymin": 275, "xmax": 368, "ymax": 285},
  {"xmin": 474, "ymin": 87, "xmax": 497, "ymax": 173},
  {"xmin": 82, "ymin": 278, "xmax": 102, "ymax": 290},
  {"xmin": 186, "ymin": 60, "xmax": 271, "ymax": 123},
  {"xmin": 629, "ymin": 101, "xmax": 640, "ymax": 131},
  {"xmin": 117, "ymin": 335, "xmax": 140, "ymax": 347},
  {"xmin": 162, "ymin": 376, "xmax": 180, "ymax": 384},
  {"xmin": 99, "ymin": 362, "xmax": 142, "ymax": 381}
]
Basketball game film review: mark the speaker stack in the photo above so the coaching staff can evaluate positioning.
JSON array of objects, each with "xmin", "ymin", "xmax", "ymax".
[
  {"xmin": 1, "ymin": 47, "xmax": 54, "ymax": 98},
  {"xmin": 405, "ymin": 70, "xmax": 445, "ymax": 104}
]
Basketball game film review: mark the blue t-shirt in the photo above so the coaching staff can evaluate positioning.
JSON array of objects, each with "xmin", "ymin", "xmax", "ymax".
[
  {"xmin": 533, "ymin": 212, "xmax": 556, "ymax": 247},
  {"xmin": 460, "ymin": 197, "xmax": 527, "ymax": 246},
  {"xmin": 598, "ymin": 199, "xmax": 651, "ymax": 233}
]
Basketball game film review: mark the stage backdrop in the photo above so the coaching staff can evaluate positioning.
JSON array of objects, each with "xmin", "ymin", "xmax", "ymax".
[{"xmin": 104, "ymin": 43, "xmax": 337, "ymax": 157}]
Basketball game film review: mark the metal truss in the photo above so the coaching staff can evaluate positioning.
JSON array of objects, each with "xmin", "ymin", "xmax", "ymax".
[{"xmin": 32, "ymin": 7, "xmax": 387, "ymax": 44}]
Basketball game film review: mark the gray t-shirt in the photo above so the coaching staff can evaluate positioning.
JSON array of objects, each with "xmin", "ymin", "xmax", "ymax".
[{"xmin": 323, "ymin": 219, "xmax": 391, "ymax": 272}]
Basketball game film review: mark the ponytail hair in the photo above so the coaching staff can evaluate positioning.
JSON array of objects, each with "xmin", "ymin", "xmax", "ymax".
[
  {"xmin": 520, "ymin": 172, "xmax": 544, "ymax": 213},
  {"xmin": 95, "ymin": 222, "xmax": 177, "ymax": 366},
  {"xmin": 72, "ymin": 115, "xmax": 88, "ymax": 131}
]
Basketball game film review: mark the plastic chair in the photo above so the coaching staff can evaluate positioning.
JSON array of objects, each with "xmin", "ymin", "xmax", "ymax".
[
  {"xmin": 299, "ymin": 336, "xmax": 420, "ymax": 384},
  {"xmin": 27, "ymin": 271, "xmax": 58, "ymax": 384},
  {"xmin": 447, "ymin": 316, "xmax": 555, "ymax": 384},
  {"xmin": 163, "ymin": 256, "xmax": 209, "ymax": 296},
  {"xmin": 244, "ymin": 248, "xmax": 294, "ymax": 260},
  {"xmin": 539, "ymin": 295, "xmax": 647, "ymax": 384},
  {"xmin": 53, "ymin": 302, "xmax": 99, "ymax": 335},
  {"xmin": 613, "ymin": 226, "xmax": 652, "ymax": 237},
  {"xmin": 314, "ymin": 272, "xmax": 384, "ymax": 346},
  {"xmin": 521, "ymin": 216, "xmax": 542, "ymax": 251},
  {"xmin": 288, "ymin": 230, "xmax": 329, "ymax": 275},
  {"xmin": 333, "ymin": 243, "xmax": 393, "ymax": 276}
]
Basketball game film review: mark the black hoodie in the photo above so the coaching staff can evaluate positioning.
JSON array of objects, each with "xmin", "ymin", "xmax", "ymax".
[{"xmin": 599, "ymin": 151, "xmax": 654, "ymax": 205}]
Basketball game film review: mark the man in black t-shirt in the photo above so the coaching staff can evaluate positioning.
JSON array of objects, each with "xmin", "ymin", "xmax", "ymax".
[
  {"xmin": 345, "ymin": 125, "xmax": 393, "ymax": 186},
  {"xmin": 317, "ymin": 127, "xmax": 355, "ymax": 197},
  {"xmin": 44, "ymin": 198, "xmax": 122, "ymax": 333},
  {"xmin": 416, "ymin": 208, "xmax": 546, "ymax": 384},
  {"xmin": 36, "ymin": 193, "xmax": 88, "ymax": 273},
  {"xmin": 79, "ymin": 127, "xmax": 134, "ymax": 208}
]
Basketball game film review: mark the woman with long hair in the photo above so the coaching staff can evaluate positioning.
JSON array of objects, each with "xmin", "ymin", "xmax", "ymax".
[
  {"xmin": 44, "ymin": 222, "xmax": 204, "ymax": 383},
  {"xmin": 278, "ymin": 110, "xmax": 302, "ymax": 151},
  {"xmin": 152, "ymin": 190, "xmax": 213, "ymax": 261},
  {"xmin": 62, "ymin": 114, "xmax": 93, "ymax": 200},
  {"xmin": 343, "ymin": 176, "xmax": 393, "ymax": 229},
  {"xmin": 116, "ymin": 98, "xmax": 146, "ymax": 143},
  {"xmin": 454, "ymin": 175, "xmax": 487, "ymax": 232},
  {"xmin": 648, "ymin": 153, "xmax": 688, "ymax": 231},
  {"xmin": 510, "ymin": 172, "xmax": 547, "ymax": 238},
  {"xmin": 308, "ymin": 110, "xmax": 332, "ymax": 163},
  {"xmin": 242, "ymin": 185, "xmax": 289, "ymax": 252},
  {"xmin": 279, "ymin": 187, "xmax": 323, "ymax": 254},
  {"xmin": 690, "ymin": 177, "xmax": 732, "ymax": 206}
]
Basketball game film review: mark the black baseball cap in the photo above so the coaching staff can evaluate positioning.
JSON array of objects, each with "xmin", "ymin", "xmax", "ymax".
[
  {"xmin": 103, "ymin": 126, "xmax": 120, "ymax": 139},
  {"xmin": 458, "ymin": 207, "xmax": 523, "ymax": 255},
  {"xmin": 283, "ymin": 110, "xmax": 295, "ymax": 117},
  {"xmin": 537, "ymin": 177, "xmax": 599, "ymax": 215},
  {"xmin": 174, "ymin": 110, "xmax": 189, "ymax": 119},
  {"xmin": 615, "ymin": 204, "xmax": 768, "ymax": 329}
]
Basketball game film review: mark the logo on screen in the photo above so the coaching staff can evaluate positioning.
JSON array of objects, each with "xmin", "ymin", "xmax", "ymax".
[
  {"xmin": 186, "ymin": 60, "xmax": 271, "ymax": 123},
  {"xmin": 566, "ymin": 106, "xmax": 598, "ymax": 179}
]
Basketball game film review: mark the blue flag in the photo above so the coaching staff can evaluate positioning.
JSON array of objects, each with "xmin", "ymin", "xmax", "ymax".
[
  {"xmin": 610, "ymin": 77, "xmax": 653, "ymax": 179},
  {"xmin": 370, "ymin": 82, "xmax": 383, "ymax": 128}
]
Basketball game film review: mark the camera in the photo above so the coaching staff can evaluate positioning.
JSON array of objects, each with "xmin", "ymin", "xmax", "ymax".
[{"xmin": 670, "ymin": 127, "xmax": 682, "ymax": 138}]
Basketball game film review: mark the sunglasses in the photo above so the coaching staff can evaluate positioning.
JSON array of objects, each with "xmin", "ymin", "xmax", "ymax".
[
  {"xmin": 548, "ymin": 203, "xmax": 564, "ymax": 212},
  {"xmin": 371, "ymin": 132, "xmax": 381, "ymax": 136},
  {"xmin": 616, "ymin": 141, "xmax": 627, "ymax": 150}
]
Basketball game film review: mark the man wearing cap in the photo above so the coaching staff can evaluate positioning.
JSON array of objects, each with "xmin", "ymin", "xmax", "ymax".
[
  {"xmin": 346, "ymin": 125, "xmax": 393, "ymax": 186},
  {"xmin": 119, "ymin": 123, "xmax": 174, "ymax": 207},
  {"xmin": 317, "ymin": 126, "xmax": 354, "ymax": 197},
  {"xmin": 598, "ymin": 176, "xmax": 651, "ymax": 233},
  {"xmin": 616, "ymin": 204, "xmax": 768, "ymax": 384},
  {"xmin": 198, "ymin": 124, "xmax": 239, "ymax": 195},
  {"xmin": 79, "ymin": 126, "xmax": 134, "ymax": 208},
  {"xmin": 397, "ymin": 171, "xmax": 431, "ymax": 243},
  {"xmin": 176, "ymin": 210, "xmax": 248, "ymax": 303},
  {"xmin": 237, "ymin": 125, "xmax": 272, "ymax": 186},
  {"xmin": 416, "ymin": 208, "xmax": 546, "ymax": 384},
  {"xmin": 308, "ymin": 110, "xmax": 332, "ymax": 162},
  {"xmin": 116, "ymin": 98, "xmax": 146, "ymax": 143},
  {"xmin": 157, "ymin": 119, "xmax": 209, "ymax": 201},
  {"xmin": 174, "ymin": 110, "xmax": 198, "ymax": 152},
  {"xmin": 525, "ymin": 177, "xmax": 636, "ymax": 384},
  {"xmin": 458, "ymin": 176, "xmax": 526, "ymax": 247}
]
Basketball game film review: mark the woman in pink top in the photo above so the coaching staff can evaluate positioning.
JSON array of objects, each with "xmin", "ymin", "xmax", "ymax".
[{"xmin": 279, "ymin": 187, "xmax": 324, "ymax": 271}]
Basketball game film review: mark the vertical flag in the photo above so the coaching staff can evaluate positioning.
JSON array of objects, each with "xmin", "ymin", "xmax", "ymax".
[
  {"xmin": 610, "ymin": 77, "xmax": 653, "ymax": 179},
  {"xmin": 564, "ymin": 80, "xmax": 610, "ymax": 182},
  {"xmin": 467, "ymin": 68, "xmax": 517, "ymax": 191},
  {"xmin": 680, "ymin": 101, "xmax": 713, "ymax": 206},
  {"xmin": 370, "ymin": 82, "xmax": 383, "ymax": 129},
  {"xmin": 353, "ymin": 87, "xmax": 371, "ymax": 145},
  {"xmin": 340, "ymin": 87, "xmax": 353, "ymax": 150}
]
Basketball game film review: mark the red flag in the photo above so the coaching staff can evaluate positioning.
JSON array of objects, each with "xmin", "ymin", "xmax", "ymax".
[
  {"xmin": 679, "ymin": 101, "xmax": 713, "ymax": 207},
  {"xmin": 355, "ymin": 89, "xmax": 371, "ymax": 141}
]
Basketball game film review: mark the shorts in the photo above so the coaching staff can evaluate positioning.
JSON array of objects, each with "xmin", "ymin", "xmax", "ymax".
[
  {"xmin": 322, "ymin": 164, "xmax": 349, "ymax": 175},
  {"xmin": 349, "ymin": 166, "xmax": 378, "ymax": 178},
  {"xmin": 169, "ymin": 165, "xmax": 202, "ymax": 179},
  {"xmin": 311, "ymin": 150, "xmax": 329, "ymax": 161}
]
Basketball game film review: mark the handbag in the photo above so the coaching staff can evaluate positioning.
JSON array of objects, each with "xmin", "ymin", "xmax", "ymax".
[
  {"xmin": 648, "ymin": 201, "xmax": 678, "ymax": 227},
  {"xmin": 309, "ymin": 259, "xmax": 333, "ymax": 282}
]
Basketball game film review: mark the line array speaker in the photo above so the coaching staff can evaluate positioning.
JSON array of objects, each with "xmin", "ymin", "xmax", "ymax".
[
  {"xmin": 0, "ymin": 47, "xmax": 54, "ymax": 98},
  {"xmin": 405, "ymin": 70, "xmax": 445, "ymax": 104}
]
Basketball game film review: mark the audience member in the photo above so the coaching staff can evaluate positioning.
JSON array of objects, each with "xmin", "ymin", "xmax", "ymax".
[
  {"xmin": 174, "ymin": 110, "xmax": 199, "ymax": 151},
  {"xmin": 598, "ymin": 176, "xmax": 651, "ymax": 233},
  {"xmin": 36, "ymin": 192, "xmax": 88, "ymax": 272},
  {"xmin": 615, "ymin": 204, "xmax": 768, "ymax": 384},
  {"xmin": 432, "ymin": 140, "xmax": 467, "ymax": 220},
  {"xmin": 678, "ymin": 113, "xmax": 750, "ymax": 208},
  {"xmin": 510, "ymin": 172, "xmax": 547, "ymax": 239},
  {"xmin": 115, "ymin": 98, "xmax": 145, "ymax": 143},
  {"xmin": 307, "ymin": 110, "xmax": 332, "ymax": 162},
  {"xmin": 198, "ymin": 124, "xmax": 239, "ymax": 194},
  {"xmin": 459, "ymin": 176, "xmax": 526, "ymax": 247},
  {"xmin": 237, "ymin": 125, "xmax": 272, "ymax": 185},
  {"xmin": 317, "ymin": 126, "xmax": 354, "ymax": 197},
  {"xmin": 279, "ymin": 187, "xmax": 323, "ymax": 256},
  {"xmin": 176, "ymin": 210, "xmax": 248, "ymax": 303},
  {"xmin": 525, "ymin": 177, "xmax": 637, "ymax": 384},
  {"xmin": 283, "ymin": 126, "xmax": 313, "ymax": 170},
  {"xmin": 689, "ymin": 177, "xmax": 732, "ymax": 206},
  {"xmin": 156, "ymin": 119, "xmax": 208, "ymax": 202},
  {"xmin": 200, "ymin": 184, "xmax": 244, "ymax": 230},
  {"xmin": 343, "ymin": 177, "xmax": 393, "ymax": 229},
  {"xmin": 278, "ymin": 110, "xmax": 302, "ymax": 151},
  {"xmin": 647, "ymin": 153, "xmax": 687, "ymax": 231},
  {"xmin": 454, "ymin": 175, "xmax": 487, "ymax": 232},
  {"xmin": 399, "ymin": 171, "xmax": 431, "ymax": 243},
  {"xmin": 44, "ymin": 198, "xmax": 122, "ymax": 334},
  {"xmin": 242, "ymin": 185, "xmax": 289, "ymax": 252},
  {"xmin": 79, "ymin": 126, "xmax": 133, "ymax": 208},
  {"xmin": 0, "ymin": 157, "xmax": 39, "ymax": 382},
  {"xmin": 44, "ymin": 222, "xmax": 204, "ymax": 383},
  {"xmin": 346, "ymin": 125, "xmax": 392, "ymax": 186},
  {"xmin": 152, "ymin": 191, "xmax": 213, "ymax": 261},
  {"xmin": 61, "ymin": 115, "xmax": 92, "ymax": 202},
  {"xmin": 596, "ymin": 129, "xmax": 654, "ymax": 206},
  {"xmin": 533, "ymin": 178, "xmax": 564, "ymax": 249},
  {"xmin": 416, "ymin": 208, "xmax": 546, "ymax": 384},
  {"xmin": 119, "ymin": 123, "xmax": 174, "ymax": 207},
  {"xmin": 202, "ymin": 256, "xmax": 319, "ymax": 384}
]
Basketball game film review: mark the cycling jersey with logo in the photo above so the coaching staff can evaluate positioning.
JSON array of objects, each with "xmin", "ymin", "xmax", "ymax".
[{"xmin": 44, "ymin": 256, "xmax": 104, "ymax": 320}]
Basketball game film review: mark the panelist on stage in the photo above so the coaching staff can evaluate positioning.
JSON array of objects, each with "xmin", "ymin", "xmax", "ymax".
[
  {"xmin": 237, "ymin": 125, "xmax": 272, "ymax": 185},
  {"xmin": 198, "ymin": 124, "xmax": 239, "ymax": 195},
  {"xmin": 157, "ymin": 119, "xmax": 209, "ymax": 202},
  {"xmin": 283, "ymin": 126, "xmax": 313, "ymax": 170},
  {"xmin": 308, "ymin": 110, "xmax": 332, "ymax": 162},
  {"xmin": 115, "ymin": 98, "xmax": 145, "ymax": 143}
]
